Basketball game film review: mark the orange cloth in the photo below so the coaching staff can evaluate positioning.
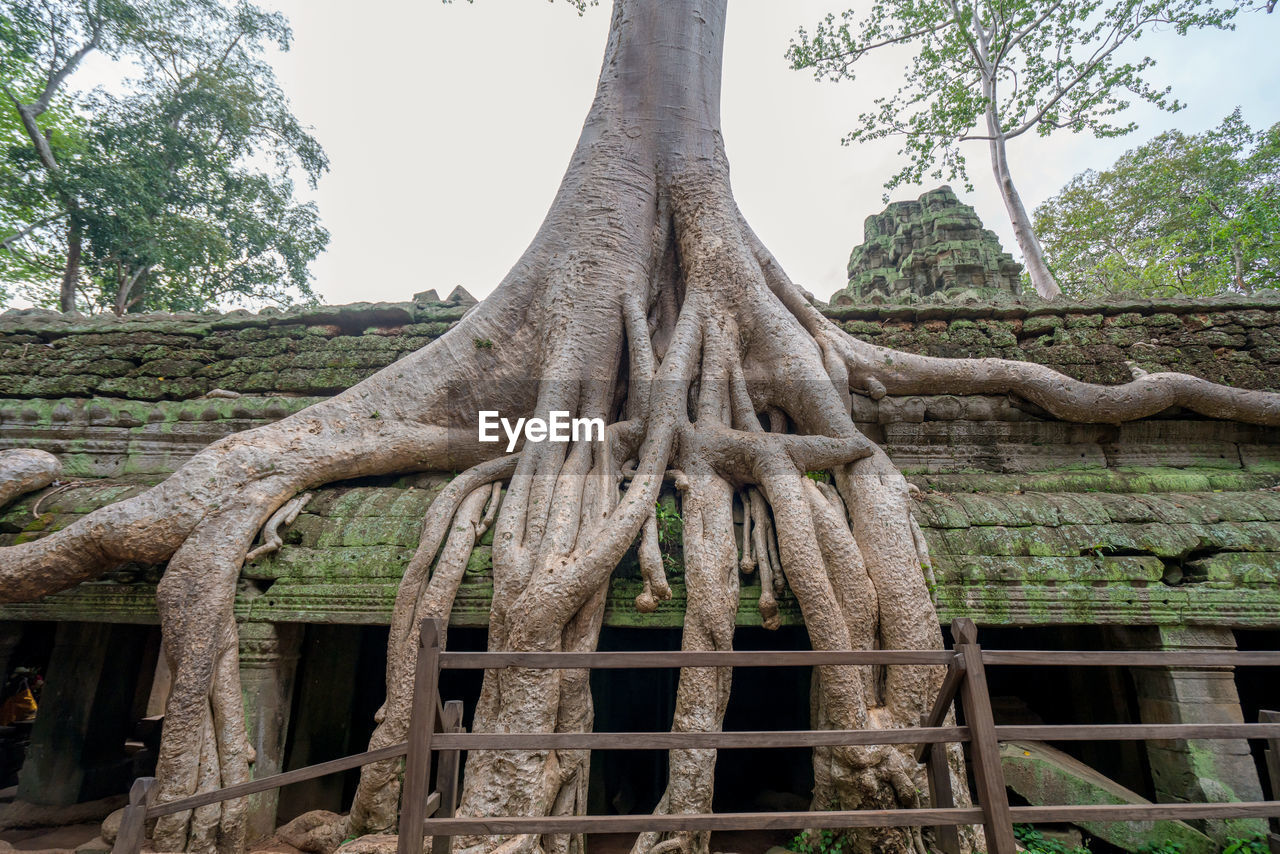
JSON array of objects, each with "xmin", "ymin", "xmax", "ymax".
[{"xmin": 0, "ymin": 686, "xmax": 37, "ymax": 726}]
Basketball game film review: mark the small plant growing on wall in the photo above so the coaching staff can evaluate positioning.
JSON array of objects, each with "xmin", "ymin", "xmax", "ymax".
[
  {"xmin": 1015, "ymin": 824, "xmax": 1090, "ymax": 854},
  {"xmin": 790, "ymin": 829, "xmax": 846, "ymax": 854}
]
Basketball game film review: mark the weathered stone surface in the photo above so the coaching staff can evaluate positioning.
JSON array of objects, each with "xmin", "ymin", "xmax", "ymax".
[
  {"xmin": 100, "ymin": 808, "xmax": 123, "ymax": 844},
  {"xmin": 5, "ymin": 473, "xmax": 1280, "ymax": 629},
  {"xmin": 5, "ymin": 296, "xmax": 1280, "ymax": 411},
  {"xmin": 1001, "ymin": 741, "xmax": 1216, "ymax": 854},
  {"xmin": 239, "ymin": 623, "xmax": 303, "ymax": 842},
  {"xmin": 0, "ymin": 795, "xmax": 127, "ymax": 830},
  {"xmin": 839, "ymin": 186, "xmax": 1023, "ymax": 303},
  {"xmin": 2, "ymin": 296, "xmax": 1279, "ymax": 633},
  {"xmin": 1110, "ymin": 626, "xmax": 1268, "ymax": 842}
]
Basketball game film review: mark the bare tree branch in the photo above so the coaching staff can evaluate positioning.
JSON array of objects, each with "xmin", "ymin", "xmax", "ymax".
[
  {"xmin": 1, "ymin": 216, "xmax": 56, "ymax": 249},
  {"xmin": 30, "ymin": 20, "xmax": 102, "ymax": 117}
]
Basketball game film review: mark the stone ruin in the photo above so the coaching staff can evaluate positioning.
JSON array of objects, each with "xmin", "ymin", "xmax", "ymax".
[
  {"xmin": 2, "ymin": 292, "xmax": 1280, "ymax": 846},
  {"xmin": 835, "ymin": 185, "xmax": 1024, "ymax": 305}
]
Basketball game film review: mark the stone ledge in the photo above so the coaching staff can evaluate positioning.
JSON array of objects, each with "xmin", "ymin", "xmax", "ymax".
[
  {"xmin": 4, "ymin": 574, "xmax": 1279, "ymax": 629},
  {"xmin": 5, "ymin": 468, "xmax": 1280, "ymax": 628},
  {"xmin": 3, "ymin": 297, "xmax": 1279, "ymax": 402}
]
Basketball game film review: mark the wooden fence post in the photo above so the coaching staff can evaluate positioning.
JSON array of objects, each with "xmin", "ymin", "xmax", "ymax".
[
  {"xmin": 398, "ymin": 619, "xmax": 443, "ymax": 854},
  {"xmin": 111, "ymin": 776, "xmax": 155, "ymax": 854},
  {"xmin": 430, "ymin": 700, "xmax": 465, "ymax": 854},
  {"xmin": 952, "ymin": 618, "xmax": 1017, "ymax": 854},
  {"xmin": 1261, "ymin": 710, "xmax": 1280, "ymax": 854},
  {"xmin": 922, "ymin": 707, "xmax": 962, "ymax": 854},
  {"xmin": 918, "ymin": 651, "xmax": 965, "ymax": 854}
]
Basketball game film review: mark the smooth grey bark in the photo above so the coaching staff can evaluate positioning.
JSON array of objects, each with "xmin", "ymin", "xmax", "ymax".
[
  {"xmin": 969, "ymin": 5, "xmax": 1062, "ymax": 300},
  {"xmin": 987, "ymin": 127, "xmax": 1061, "ymax": 299}
]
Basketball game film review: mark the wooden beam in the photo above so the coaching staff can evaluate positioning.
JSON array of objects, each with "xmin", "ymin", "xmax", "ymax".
[
  {"xmin": 111, "ymin": 777, "xmax": 155, "ymax": 854},
  {"xmin": 146, "ymin": 743, "xmax": 409, "ymax": 818},
  {"xmin": 1012, "ymin": 802, "xmax": 1280, "ymax": 822},
  {"xmin": 1262, "ymin": 710, "xmax": 1280, "ymax": 850},
  {"xmin": 982, "ymin": 651, "xmax": 1280, "ymax": 667},
  {"xmin": 398, "ymin": 619, "xmax": 442, "ymax": 854},
  {"xmin": 916, "ymin": 654, "xmax": 966, "ymax": 761},
  {"xmin": 953, "ymin": 618, "xmax": 1018, "ymax": 854},
  {"xmin": 432, "ymin": 726, "xmax": 969, "ymax": 751},
  {"xmin": 923, "ymin": 711, "xmax": 961, "ymax": 854},
  {"xmin": 997, "ymin": 723, "xmax": 1280, "ymax": 741},
  {"xmin": 421, "ymin": 807, "xmax": 986, "ymax": 835},
  {"xmin": 439, "ymin": 649, "xmax": 954, "ymax": 669},
  {"xmin": 430, "ymin": 701, "xmax": 464, "ymax": 854}
]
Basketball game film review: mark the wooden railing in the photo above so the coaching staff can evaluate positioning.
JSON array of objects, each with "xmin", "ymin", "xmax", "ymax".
[{"xmin": 112, "ymin": 617, "xmax": 1280, "ymax": 854}]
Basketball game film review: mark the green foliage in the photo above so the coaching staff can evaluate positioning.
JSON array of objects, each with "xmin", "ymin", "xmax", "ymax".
[
  {"xmin": 654, "ymin": 497, "xmax": 683, "ymax": 574},
  {"xmin": 0, "ymin": 5, "xmax": 85, "ymax": 300},
  {"xmin": 1035, "ymin": 110, "xmax": 1280, "ymax": 297},
  {"xmin": 1135, "ymin": 841, "xmax": 1183, "ymax": 854},
  {"xmin": 1014, "ymin": 824, "xmax": 1090, "ymax": 854},
  {"xmin": 445, "ymin": 0, "xmax": 597, "ymax": 15},
  {"xmin": 0, "ymin": 0, "xmax": 328, "ymax": 312},
  {"xmin": 1221, "ymin": 835, "xmax": 1270, "ymax": 854},
  {"xmin": 788, "ymin": 0, "xmax": 1246, "ymax": 201},
  {"xmin": 790, "ymin": 829, "xmax": 847, "ymax": 854},
  {"xmin": 654, "ymin": 498, "xmax": 682, "ymax": 545}
]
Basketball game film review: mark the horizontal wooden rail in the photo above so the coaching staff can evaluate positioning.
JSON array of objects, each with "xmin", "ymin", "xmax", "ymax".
[
  {"xmin": 421, "ymin": 807, "xmax": 986, "ymax": 834},
  {"xmin": 982, "ymin": 650, "xmax": 1280, "ymax": 667},
  {"xmin": 419, "ymin": 801, "xmax": 1280, "ymax": 837},
  {"xmin": 334, "ymin": 721, "xmax": 1279, "ymax": 755},
  {"xmin": 145, "ymin": 742, "xmax": 408, "ymax": 819},
  {"xmin": 437, "ymin": 649, "xmax": 1280, "ymax": 670},
  {"xmin": 439, "ymin": 649, "xmax": 955, "ymax": 669},
  {"xmin": 109, "ymin": 616, "xmax": 1280, "ymax": 854},
  {"xmin": 1012, "ymin": 802, "xmax": 1280, "ymax": 822},
  {"xmin": 432, "ymin": 726, "xmax": 970, "ymax": 751},
  {"xmin": 996, "ymin": 723, "xmax": 1280, "ymax": 742}
]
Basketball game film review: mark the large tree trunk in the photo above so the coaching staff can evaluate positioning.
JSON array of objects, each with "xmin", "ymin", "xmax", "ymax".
[
  {"xmin": 1233, "ymin": 241, "xmax": 1249, "ymax": 293},
  {"xmin": 983, "ymin": 109, "xmax": 1062, "ymax": 299},
  {"xmin": 3, "ymin": 4, "xmax": 1279, "ymax": 854},
  {"xmin": 60, "ymin": 211, "xmax": 81, "ymax": 313}
]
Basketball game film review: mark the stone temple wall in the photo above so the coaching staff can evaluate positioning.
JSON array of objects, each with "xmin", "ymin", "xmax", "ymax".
[
  {"xmin": 2, "ymin": 295, "xmax": 1279, "ymax": 836},
  {"xmin": 2, "ymin": 294, "xmax": 1279, "ymax": 631}
]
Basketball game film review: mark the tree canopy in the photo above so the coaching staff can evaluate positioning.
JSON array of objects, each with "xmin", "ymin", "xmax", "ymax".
[
  {"xmin": 0, "ymin": 0, "xmax": 328, "ymax": 314},
  {"xmin": 1035, "ymin": 110, "xmax": 1280, "ymax": 297},
  {"xmin": 787, "ymin": 0, "xmax": 1251, "ymax": 298},
  {"xmin": 788, "ymin": 0, "xmax": 1247, "ymax": 195}
]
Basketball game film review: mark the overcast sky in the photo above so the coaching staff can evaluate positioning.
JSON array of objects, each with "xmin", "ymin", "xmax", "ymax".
[{"xmin": 90, "ymin": 1, "xmax": 1280, "ymax": 305}]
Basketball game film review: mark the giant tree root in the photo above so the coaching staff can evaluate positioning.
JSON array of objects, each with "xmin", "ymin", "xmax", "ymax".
[
  {"xmin": 0, "ymin": 449, "xmax": 60, "ymax": 512},
  {"xmin": 4, "ymin": 1, "xmax": 1280, "ymax": 853}
]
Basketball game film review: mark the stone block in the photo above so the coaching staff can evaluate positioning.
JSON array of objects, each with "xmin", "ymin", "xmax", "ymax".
[{"xmin": 1001, "ymin": 740, "xmax": 1216, "ymax": 854}]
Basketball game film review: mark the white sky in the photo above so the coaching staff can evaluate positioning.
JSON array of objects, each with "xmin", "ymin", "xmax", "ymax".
[{"xmin": 80, "ymin": 1, "xmax": 1280, "ymax": 304}]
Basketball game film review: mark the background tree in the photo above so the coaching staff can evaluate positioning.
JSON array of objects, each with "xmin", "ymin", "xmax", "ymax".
[
  {"xmin": 0, "ymin": 1, "xmax": 87, "ymax": 309},
  {"xmin": 787, "ymin": 0, "xmax": 1248, "ymax": 299},
  {"xmin": 0, "ymin": 4, "xmax": 1278, "ymax": 854},
  {"xmin": 0, "ymin": 0, "xmax": 328, "ymax": 314},
  {"xmin": 1035, "ymin": 110, "xmax": 1280, "ymax": 297}
]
